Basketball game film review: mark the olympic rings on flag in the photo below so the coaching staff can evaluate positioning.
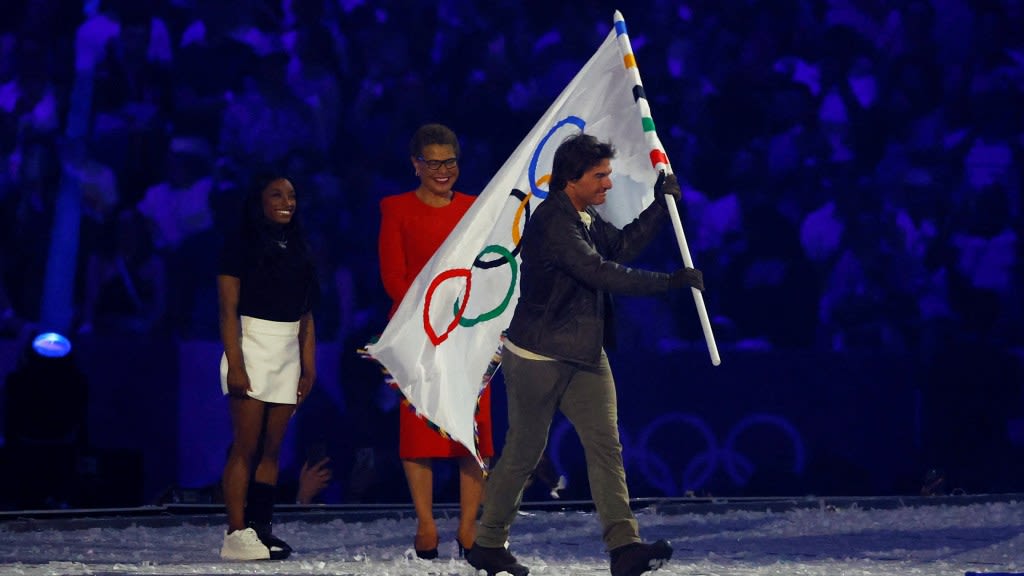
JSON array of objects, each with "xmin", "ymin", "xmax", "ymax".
[
  {"xmin": 454, "ymin": 244, "xmax": 518, "ymax": 327},
  {"xmin": 423, "ymin": 268, "xmax": 472, "ymax": 346},
  {"xmin": 473, "ymin": 189, "xmax": 531, "ymax": 268},
  {"xmin": 423, "ymin": 114, "xmax": 588, "ymax": 346},
  {"xmin": 529, "ymin": 115, "xmax": 586, "ymax": 199},
  {"xmin": 421, "ymin": 193, "xmax": 525, "ymax": 345}
]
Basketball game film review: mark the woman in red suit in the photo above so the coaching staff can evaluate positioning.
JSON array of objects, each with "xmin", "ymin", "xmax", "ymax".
[{"xmin": 378, "ymin": 123, "xmax": 494, "ymax": 558}]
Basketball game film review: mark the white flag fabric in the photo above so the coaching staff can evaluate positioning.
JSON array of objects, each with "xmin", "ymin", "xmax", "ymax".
[{"xmin": 366, "ymin": 11, "xmax": 674, "ymax": 465}]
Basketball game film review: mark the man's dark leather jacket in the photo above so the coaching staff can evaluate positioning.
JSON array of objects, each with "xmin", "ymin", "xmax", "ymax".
[{"xmin": 505, "ymin": 187, "xmax": 674, "ymax": 366}]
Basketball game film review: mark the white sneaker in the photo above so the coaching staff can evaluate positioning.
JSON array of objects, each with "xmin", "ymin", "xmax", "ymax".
[{"xmin": 221, "ymin": 527, "xmax": 270, "ymax": 560}]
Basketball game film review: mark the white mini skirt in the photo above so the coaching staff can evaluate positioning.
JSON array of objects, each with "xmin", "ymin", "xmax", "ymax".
[{"xmin": 220, "ymin": 315, "xmax": 301, "ymax": 404}]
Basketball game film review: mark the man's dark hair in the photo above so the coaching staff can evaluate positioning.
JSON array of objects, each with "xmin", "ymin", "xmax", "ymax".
[
  {"xmin": 409, "ymin": 123, "xmax": 460, "ymax": 158},
  {"xmin": 550, "ymin": 133, "xmax": 616, "ymax": 193}
]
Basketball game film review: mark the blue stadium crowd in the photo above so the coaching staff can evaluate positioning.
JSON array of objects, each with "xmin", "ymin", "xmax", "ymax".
[{"xmin": 0, "ymin": 0, "xmax": 1020, "ymax": 362}]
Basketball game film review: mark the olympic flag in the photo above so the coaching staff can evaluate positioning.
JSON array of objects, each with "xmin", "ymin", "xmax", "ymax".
[{"xmin": 367, "ymin": 11, "xmax": 718, "ymax": 465}]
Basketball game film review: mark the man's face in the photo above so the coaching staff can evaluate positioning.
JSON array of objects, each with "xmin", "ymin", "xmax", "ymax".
[{"xmin": 564, "ymin": 158, "xmax": 613, "ymax": 211}]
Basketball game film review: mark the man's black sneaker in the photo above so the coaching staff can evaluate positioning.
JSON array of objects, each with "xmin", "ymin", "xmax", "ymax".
[
  {"xmin": 466, "ymin": 544, "xmax": 530, "ymax": 576},
  {"xmin": 610, "ymin": 539, "xmax": 673, "ymax": 576}
]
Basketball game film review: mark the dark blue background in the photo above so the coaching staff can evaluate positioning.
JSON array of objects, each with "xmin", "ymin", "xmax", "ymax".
[{"xmin": 0, "ymin": 0, "xmax": 1021, "ymax": 508}]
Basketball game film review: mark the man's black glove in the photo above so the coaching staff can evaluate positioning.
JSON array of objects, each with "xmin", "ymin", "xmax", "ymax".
[
  {"xmin": 669, "ymin": 267, "xmax": 704, "ymax": 291},
  {"xmin": 654, "ymin": 170, "xmax": 681, "ymax": 202}
]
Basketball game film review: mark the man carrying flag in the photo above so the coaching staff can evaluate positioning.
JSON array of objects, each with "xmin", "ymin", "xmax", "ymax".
[
  {"xmin": 369, "ymin": 10, "xmax": 717, "ymax": 573},
  {"xmin": 465, "ymin": 135, "xmax": 703, "ymax": 576}
]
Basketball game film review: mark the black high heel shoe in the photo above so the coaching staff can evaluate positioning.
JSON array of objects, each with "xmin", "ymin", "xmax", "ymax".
[
  {"xmin": 456, "ymin": 537, "xmax": 472, "ymax": 558},
  {"xmin": 414, "ymin": 534, "xmax": 439, "ymax": 560},
  {"xmin": 415, "ymin": 546, "xmax": 439, "ymax": 560}
]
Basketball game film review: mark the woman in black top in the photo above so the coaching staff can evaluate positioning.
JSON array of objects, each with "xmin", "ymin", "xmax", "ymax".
[{"xmin": 217, "ymin": 174, "xmax": 318, "ymax": 561}]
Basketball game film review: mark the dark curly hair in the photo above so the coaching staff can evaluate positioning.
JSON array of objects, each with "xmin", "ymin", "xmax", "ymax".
[
  {"xmin": 550, "ymin": 133, "xmax": 615, "ymax": 193},
  {"xmin": 409, "ymin": 123, "xmax": 460, "ymax": 158}
]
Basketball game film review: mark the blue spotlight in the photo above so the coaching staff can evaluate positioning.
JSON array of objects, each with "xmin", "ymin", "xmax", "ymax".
[{"xmin": 32, "ymin": 332, "xmax": 73, "ymax": 358}]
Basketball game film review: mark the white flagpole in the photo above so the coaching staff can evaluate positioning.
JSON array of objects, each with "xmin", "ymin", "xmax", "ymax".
[
  {"xmin": 665, "ymin": 197, "xmax": 721, "ymax": 366},
  {"xmin": 613, "ymin": 11, "xmax": 721, "ymax": 366}
]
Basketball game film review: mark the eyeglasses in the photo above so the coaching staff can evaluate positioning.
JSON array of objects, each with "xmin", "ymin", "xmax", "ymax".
[{"xmin": 416, "ymin": 156, "xmax": 458, "ymax": 171}]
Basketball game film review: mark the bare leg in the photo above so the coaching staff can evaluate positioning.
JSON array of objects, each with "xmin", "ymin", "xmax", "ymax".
[
  {"xmin": 223, "ymin": 397, "xmax": 265, "ymax": 532},
  {"xmin": 457, "ymin": 456, "xmax": 487, "ymax": 549},
  {"xmin": 403, "ymin": 458, "xmax": 438, "ymax": 550},
  {"xmin": 246, "ymin": 403, "xmax": 295, "ymax": 557},
  {"xmin": 253, "ymin": 403, "xmax": 293, "ymax": 485}
]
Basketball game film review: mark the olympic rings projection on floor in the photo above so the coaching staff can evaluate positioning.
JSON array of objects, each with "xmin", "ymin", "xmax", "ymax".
[{"xmin": 547, "ymin": 412, "xmax": 806, "ymax": 495}]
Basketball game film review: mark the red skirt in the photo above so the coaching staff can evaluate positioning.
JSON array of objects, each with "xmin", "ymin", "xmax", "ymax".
[{"xmin": 399, "ymin": 384, "xmax": 494, "ymax": 459}]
